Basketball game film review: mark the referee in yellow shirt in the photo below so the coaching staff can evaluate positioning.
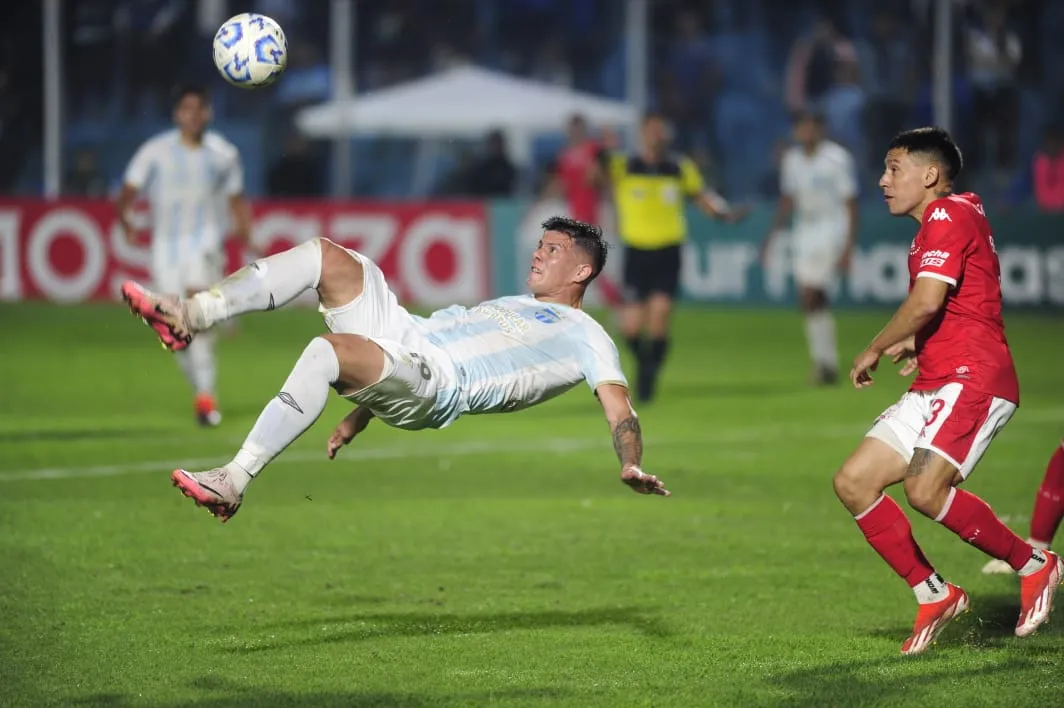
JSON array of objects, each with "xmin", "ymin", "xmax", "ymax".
[{"xmin": 607, "ymin": 112, "xmax": 749, "ymax": 402}]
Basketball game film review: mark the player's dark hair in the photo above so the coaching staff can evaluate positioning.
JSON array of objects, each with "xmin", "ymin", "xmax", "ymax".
[
  {"xmin": 541, "ymin": 216, "xmax": 608, "ymax": 286},
  {"xmin": 171, "ymin": 82, "xmax": 210, "ymax": 108},
  {"xmin": 888, "ymin": 127, "xmax": 964, "ymax": 181}
]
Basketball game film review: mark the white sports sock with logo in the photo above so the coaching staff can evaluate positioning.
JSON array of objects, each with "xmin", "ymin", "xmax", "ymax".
[
  {"xmin": 187, "ymin": 332, "xmax": 216, "ymax": 395},
  {"xmin": 229, "ymin": 336, "xmax": 339, "ymax": 494},
  {"xmin": 188, "ymin": 239, "xmax": 323, "ymax": 331},
  {"xmin": 912, "ymin": 573, "xmax": 950, "ymax": 604},
  {"xmin": 804, "ymin": 310, "xmax": 838, "ymax": 371}
]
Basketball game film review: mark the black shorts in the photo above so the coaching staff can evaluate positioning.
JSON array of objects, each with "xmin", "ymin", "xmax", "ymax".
[{"xmin": 622, "ymin": 244, "xmax": 682, "ymax": 302}]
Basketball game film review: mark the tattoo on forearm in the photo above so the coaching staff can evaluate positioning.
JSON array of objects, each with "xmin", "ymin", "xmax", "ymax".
[
  {"xmin": 611, "ymin": 416, "xmax": 643, "ymax": 467},
  {"xmin": 908, "ymin": 449, "xmax": 935, "ymax": 477}
]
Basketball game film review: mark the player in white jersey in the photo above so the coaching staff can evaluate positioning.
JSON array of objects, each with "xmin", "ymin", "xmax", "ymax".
[
  {"xmin": 120, "ymin": 216, "xmax": 668, "ymax": 522},
  {"xmin": 761, "ymin": 111, "xmax": 859, "ymax": 385},
  {"xmin": 114, "ymin": 83, "xmax": 252, "ymax": 426}
]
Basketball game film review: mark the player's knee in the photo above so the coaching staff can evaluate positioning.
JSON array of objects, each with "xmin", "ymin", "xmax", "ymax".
[
  {"xmin": 316, "ymin": 238, "xmax": 365, "ymax": 308},
  {"xmin": 646, "ymin": 293, "xmax": 672, "ymax": 335},
  {"xmin": 902, "ymin": 474, "xmax": 951, "ymax": 518},
  {"xmin": 833, "ymin": 457, "xmax": 891, "ymax": 514},
  {"xmin": 319, "ymin": 333, "xmax": 385, "ymax": 394},
  {"xmin": 832, "ymin": 463, "xmax": 865, "ymax": 508},
  {"xmin": 802, "ymin": 288, "xmax": 827, "ymax": 311}
]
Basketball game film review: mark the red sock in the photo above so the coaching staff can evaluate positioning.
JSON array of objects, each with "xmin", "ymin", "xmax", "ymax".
[
  {"xmin": 855, "ymin": 495, "xmax": 936, "ymax": 586},
  {"xmin": 1030, "ymin": 444, "xmax": 1064, "ymax": 546},
  {"xmin": 937, "ymin": 487, "xmax": 1033, "ymax": 570}
]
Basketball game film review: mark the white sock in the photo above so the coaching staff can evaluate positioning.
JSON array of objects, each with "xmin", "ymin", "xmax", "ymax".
[
  {"xmin": 186, "ymin": 333, "xmax": 216, "ymax": 395},
  {"xmin": 912, "ymin": 573, "xmax": 950, "ymax": 604},
  {"xmin": 174, "ymin": 349, "xmax": 197, "ymax": 393},
  {"xmin": 1017, "ymin": 548, "xmax": 1049, "ymax": 577},
  {"xmin": 1029, "ymin": 538, "xmax": 1051, "ymax": 551},
  {"xmin": 804, "ymin": 310, "xmax": 838, "ymax": 371},
  {"xmin": 187, "ymin": 239, "xmax": 323, "ymax": 331},
  {"xmin": 228, "ymin": 336, "xmax": 340, "ymax": 494},
  {"xmin": 173, "ymin": 334, "xmax": 217, "ymax": 399}
]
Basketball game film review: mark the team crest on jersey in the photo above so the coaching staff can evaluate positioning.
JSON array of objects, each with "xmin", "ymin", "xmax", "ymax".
[
  {"xmin": 533, "ymin": 308, "xmax": 561, "ymax": 324},
  {"xmin": 909, "ymin": 239, "xmax": 919, "ymax": 255},
  {"xmin": 928, "ymin": 207, "xmax": 951, "ymax": 222}
]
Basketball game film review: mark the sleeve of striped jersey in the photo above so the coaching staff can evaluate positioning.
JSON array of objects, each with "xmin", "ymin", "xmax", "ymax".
[
  {"xmin": 123, "ymin": 142, "xmax": 156, "ymax": 190},
  {"xmin": 837, "ymin": 149, "xmax": 857, "ymax": 199},
  {"xmin": 222, "ymin": 149, "xmax": 245, "ymax": 196},
  {"xmin": 579, "ymin": 325, "xmax": 628, "ymax": 391},
  {"xmin": 916, "ymin": 206, "xmax": 971, "ymax": 287},
  {"xmin": 779, "ymin": 151, "xmax": 797, "ymax": 197},
  {"xmin": 680, "ymin": 157, "xmax": 706, "ymax": 196}
]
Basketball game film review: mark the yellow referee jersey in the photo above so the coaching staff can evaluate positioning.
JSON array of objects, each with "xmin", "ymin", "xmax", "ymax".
[{"xmin": 607, "ymin": 152, "xmax": 705, "ymax": 249}]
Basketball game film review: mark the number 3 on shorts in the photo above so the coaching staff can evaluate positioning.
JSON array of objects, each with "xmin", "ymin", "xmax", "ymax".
[
  {"xmin": 410, "ymin": 353, "xmax": 432, "ymax": 381},
  {"xmin": 926, "ymin": 398, "xmax": 946, "ymax": 426}
]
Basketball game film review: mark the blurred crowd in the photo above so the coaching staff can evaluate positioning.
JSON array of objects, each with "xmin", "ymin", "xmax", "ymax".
[{"xmin": 1, "ymin": 0, "xmax": 1062, "ymax": 211}]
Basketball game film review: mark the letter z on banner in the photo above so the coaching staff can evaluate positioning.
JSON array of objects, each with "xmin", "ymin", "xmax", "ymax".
[{"xmin": 0, "ymin": 199, "xmax": 489, "ymax": 307}]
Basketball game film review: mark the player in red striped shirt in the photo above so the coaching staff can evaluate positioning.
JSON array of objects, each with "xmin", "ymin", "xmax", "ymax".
[
  {"xmin": 833, "ymin": 127, "xmax": 1062, "ymax": 654},
  {"xmin": 555, "ymin": 114, "xmax": 605, "ymax": 225}
]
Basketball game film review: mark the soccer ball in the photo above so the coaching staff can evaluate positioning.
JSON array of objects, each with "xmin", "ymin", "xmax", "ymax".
[{"xmin": 212, "ymin": 13, "xmax": 288, "ymax": 89}]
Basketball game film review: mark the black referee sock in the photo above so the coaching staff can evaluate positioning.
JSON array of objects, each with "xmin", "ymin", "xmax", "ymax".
[
  {"xmin": 647, "ymin": 337, "xmax": 669, "ymax": 374},
  {"xmin": 625, "ymin": 335, "xmax": 644, "ymax": 359},
  {"xmin": 636, "ymin": 337, "xmax": 669, "ymax": 402}
]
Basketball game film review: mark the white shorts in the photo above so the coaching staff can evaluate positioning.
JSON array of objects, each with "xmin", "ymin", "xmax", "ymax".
[
  {"xmin": 319, "ymin": 247, "xmax": 461, "ymax": 431},
  {"xmin": 866, "ymin": 382, "xmax": 1017, "ymax": 479},
  {"xmin": 152, "ymin": 249, "xmax": 224, "ymax": 295},
  {"xmin": 792, "ymin": 228, "xmax": 845, "ymax": 289}
]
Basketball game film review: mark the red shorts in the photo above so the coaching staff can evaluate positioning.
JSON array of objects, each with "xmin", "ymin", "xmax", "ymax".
[{"xmin": 867, "ymin": 382, "xmax": 1017, "ymax": 478}]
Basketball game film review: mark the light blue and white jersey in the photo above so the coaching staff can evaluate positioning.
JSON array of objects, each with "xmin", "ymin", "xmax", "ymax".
[
  {"xmin": 413, "ymin": 295, "xmax": 627, "ymax": 416},
  {"xmin": 124, "ymin": 129, "xmax": 244, "ymax": 266}
]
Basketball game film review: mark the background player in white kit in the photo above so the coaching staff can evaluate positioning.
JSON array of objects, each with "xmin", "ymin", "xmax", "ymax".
[
  {"xmin": 121, "ymin": 217, "xmax": 668, "ymax": 523},
  {"xmin": 762, "ymin": 111, "xmax": 859, "ymax": 385},
  {"xmin": 115, "ymin": 83, "xmax": 252, "ymax": 427}
]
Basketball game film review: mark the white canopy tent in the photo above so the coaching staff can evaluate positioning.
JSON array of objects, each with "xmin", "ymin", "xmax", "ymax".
[{"xmin": 295, "ymin": 65, "xmax": 639, "ymax": 192}]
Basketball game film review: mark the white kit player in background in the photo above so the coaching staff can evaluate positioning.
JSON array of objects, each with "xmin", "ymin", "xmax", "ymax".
[
  {"xmin": 115, "ymin": 83, "xmax": 253, "ymax": 426},
  {"xmin": 120, "ymin": 216, "xmax": 668, "ymax": 523},
  {"xmin": 762, "ymin": 110, "xmax": 859, "ymax": 386}
]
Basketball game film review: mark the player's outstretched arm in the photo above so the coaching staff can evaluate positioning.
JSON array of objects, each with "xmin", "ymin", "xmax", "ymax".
[
  {"xmin": 326, "ymin": 405, "xmax": 375, "ymax": 459},
  {"xmin": 228, "ymin": 193, "xmax": 254, "ymax": 252},
  {"xmin": 851, "ymin": 279, "xmax": 948, "ymax": 388},
  {"xmin": 596, "ymin": 383, "xmax": 670, "ymax": 497},
  {"xmin": 114, "ymin": 182, "xmax": 141, "ymax": 244}
]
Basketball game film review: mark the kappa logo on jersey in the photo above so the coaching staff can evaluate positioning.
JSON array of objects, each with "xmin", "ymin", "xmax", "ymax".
[
  {"xmin": 928, "ymin": 207, "xmax": 951, "ymax": 222},
  {"xmin": 920, "ymin": 250, "xmax": 950, "ymax": 268}
]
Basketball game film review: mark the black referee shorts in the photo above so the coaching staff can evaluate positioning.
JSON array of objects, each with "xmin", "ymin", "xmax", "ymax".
[{"xmin": 622, "ymin": 244, "xmax": 682, "ymax": 302}]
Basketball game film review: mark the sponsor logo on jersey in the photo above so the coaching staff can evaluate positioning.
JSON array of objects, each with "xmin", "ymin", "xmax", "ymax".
[
  {"xmin": 920, "ymin": 249, "xmax": 950, "ymax": 268},
  {"xmin": 928, "ymin": 207, "xmax": 951, "ymax": 222}
]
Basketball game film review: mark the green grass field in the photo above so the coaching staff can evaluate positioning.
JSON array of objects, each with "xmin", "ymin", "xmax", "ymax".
[{"xmin": 2, "ymin": 302, "xmax": 1063, "ymax": 707}]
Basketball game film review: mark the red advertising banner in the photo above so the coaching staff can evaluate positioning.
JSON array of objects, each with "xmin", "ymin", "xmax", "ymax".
[{"xmin": 0, "ymin": 199, "xmax": 489, "ymax": 306}]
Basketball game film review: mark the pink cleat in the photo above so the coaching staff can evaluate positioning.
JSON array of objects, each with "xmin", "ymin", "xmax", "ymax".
[
  {"xmin": 171, "ymin": 468, "xmax": 242, "ymax": 523},
  {"xmin": 121, "ymin": 280, "xmax": 193, "ymax": 352}
]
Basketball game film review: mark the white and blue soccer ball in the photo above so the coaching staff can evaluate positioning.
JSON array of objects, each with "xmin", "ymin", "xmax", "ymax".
[{"xmin": 212, "ymin": 13, "xmax": 288, "ymax": 89}]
